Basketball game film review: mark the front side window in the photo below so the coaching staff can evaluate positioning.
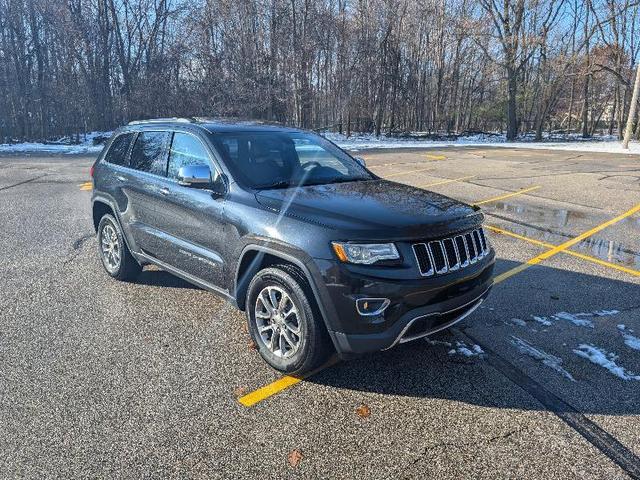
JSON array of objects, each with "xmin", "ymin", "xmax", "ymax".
[
  {"xmin": 167, "ymin": 133, "xmax": 211, "ymax": 179},
  {"xmin": 210, "ymin": 131, "xmax": 372, "ymax": 189},
  {"xmin": 104, "ymin": 132, "xmax": 134, "ymax": 166},
  {"xmin": 129, "ymin": 131, "xmax": 170, "ymax": 176}
]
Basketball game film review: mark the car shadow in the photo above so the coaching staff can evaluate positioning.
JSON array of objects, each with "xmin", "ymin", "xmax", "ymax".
[{"xmin": 306, "ymin": 258, "xmax": 640, "ymax": 416}]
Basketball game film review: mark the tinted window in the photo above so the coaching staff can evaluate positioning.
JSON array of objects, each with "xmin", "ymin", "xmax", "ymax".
[
  {"xmin": 168, "ymin": 133, "xmax": 211, "ymax": 179},
  {"xmin": 130, "ymin": 131, "xmax": 169, "ymax": 175},
  {"xmin": 104, "ymin": 133, "xmax": 134, "ymax": 166}
]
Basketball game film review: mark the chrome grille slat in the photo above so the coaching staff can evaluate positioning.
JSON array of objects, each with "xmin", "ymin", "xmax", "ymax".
[{"xmin": 413, "ymin": 228, "xmax": 488, "ymax": 277}]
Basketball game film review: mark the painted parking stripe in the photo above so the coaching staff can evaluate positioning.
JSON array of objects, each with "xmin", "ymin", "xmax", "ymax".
[
  {"xmin": 487, "ymin": 225, "xmax": 640, "ymax": 278},
  {"xmin": 79, "ymin": 182, "xmax": 93, "ymax": 191},
  {"xmin": 423, "ymin": 153, "xmax": 447, "ymax": 161},
  {"xmin": 384, "ymin": 166, "xmax": 435, "ymax": 178},
  {"xmin": 238, "ymin": 356, "xmax": 340, "ymax": 407},
  {"xmin": 420, "ymin": 175, "xmax": 475, "ymax": 188},
  {"xmin": 492, "ymin": 203, "xmax": 640, "ymax": 285},
  {"xmin": 472, "ymin": 186, "xmax": 541, "ymax": 206}
]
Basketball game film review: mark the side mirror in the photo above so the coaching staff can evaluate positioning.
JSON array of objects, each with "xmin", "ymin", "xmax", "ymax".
[
  {"xmin": 177, "ymin": 165, "xmax": 212, "ymax": 187},
  {"xmin": 355, "ymin": 156, "xmax": 366, "ymax": 167}
]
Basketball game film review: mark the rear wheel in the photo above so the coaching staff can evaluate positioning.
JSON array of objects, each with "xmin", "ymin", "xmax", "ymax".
[
  {"xmin": 97, "ymin": 214, "xmax": 141, "ymax": 281},
  {"xmin": 246, "ymin": 266, "xmax": 331, "ymax": 374}
]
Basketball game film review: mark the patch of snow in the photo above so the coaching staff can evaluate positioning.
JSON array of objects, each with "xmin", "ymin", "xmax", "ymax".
[
  {"xmin": 322, "ymin": 132, "xmax": 640, "ymax": 155},
  {"xmin": 0, "ymin": 131, "xmax": 110, "ymax": 155},
  {"xmin": 505, "ymin": 318, "xmax": 527, "ymax": 327},
  {"xmin": 617, "ymin": 325, "xmax": 640, "ymax": 351},
  {"xmin": 532, "ymin": 316, "xmax": 553, "ymax": 326},
  {"xmin": 511, "ymin": 336, "xmax": 575, "ymax": 381},
  {"xmin": 448, "ymin": 341, "xmax": 485, "ymax": 358},
  {"xmin": 622, "ymin": 333, "xmax": 640, "ymax": 351},
  {"xmin": 573, "ymin": 344, "xmax": 640, "ymax": 380},
  {"xmin": 553, "ymin": 312, "xmax": 595, "ymax": 328},
  {"xmin": 425, "ymin": 338, "xmax": 452, "ymax": 347},
  {"xmin": 529, "ymin": 309, "xmax": 619, "ymax": 329}
]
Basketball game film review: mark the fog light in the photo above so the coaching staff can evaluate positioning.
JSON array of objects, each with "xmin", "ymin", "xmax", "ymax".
[{"xmin": 356, "ymin": 298, "xmax": 391, "ymax": 316}]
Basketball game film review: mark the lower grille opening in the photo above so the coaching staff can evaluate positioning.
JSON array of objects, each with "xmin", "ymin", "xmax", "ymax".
[{"xmin": 403, "ymin": 310, "xmax": 461, "ymax": 339}]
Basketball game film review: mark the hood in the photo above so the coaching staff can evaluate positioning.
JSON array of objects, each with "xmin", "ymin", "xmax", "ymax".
[{"xmin": 254, "ymin": 179, "xmax": 482, "ymax": 239}]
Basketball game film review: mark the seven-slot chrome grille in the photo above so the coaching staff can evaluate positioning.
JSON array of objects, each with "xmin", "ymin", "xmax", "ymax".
[{"xmin": 412, "ymin": 228, "xmax": 489, "ymax": 277}]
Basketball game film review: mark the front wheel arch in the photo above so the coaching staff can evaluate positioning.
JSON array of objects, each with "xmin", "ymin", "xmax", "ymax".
[{"xmin": 234, "ymin": 245, "xmax": 342, "ymax": 354}]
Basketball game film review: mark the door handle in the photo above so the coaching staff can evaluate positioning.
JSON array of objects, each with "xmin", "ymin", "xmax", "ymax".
[{"xmin": 159, "ymin": 187, "xmax": 170, "ymax": 196}]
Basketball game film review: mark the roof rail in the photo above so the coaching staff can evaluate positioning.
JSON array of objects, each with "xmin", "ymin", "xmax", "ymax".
[{"xmin": 127, "ymin": 117, "xmax": 196, "ymax": 125}]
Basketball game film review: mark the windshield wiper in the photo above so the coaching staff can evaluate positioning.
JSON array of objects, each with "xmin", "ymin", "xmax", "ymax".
[
  {"xmin": 302, "ymin": 177, "xmax": 367, "ymax": 186},
  {"xmin": 255, "ymin": 180, "xmax": 293, "ymax": 190}
]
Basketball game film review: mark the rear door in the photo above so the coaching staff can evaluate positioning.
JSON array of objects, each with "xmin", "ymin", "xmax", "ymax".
[
  {"xmin": 125, "ymin": 130, "xmax": 173, "ymax": 258},
  {"xmin": 149, "ymin": 131, "xmax": 228, "ymax": 288}
]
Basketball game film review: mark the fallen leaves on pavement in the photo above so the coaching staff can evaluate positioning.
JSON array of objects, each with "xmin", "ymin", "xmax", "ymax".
[
  {"xmin": 287, "ymin": 449, "xmax": 303, "ymax": 467},
  {"xmin": 356, "ymin": 404, "xmax": 371, "ymax": 418}
]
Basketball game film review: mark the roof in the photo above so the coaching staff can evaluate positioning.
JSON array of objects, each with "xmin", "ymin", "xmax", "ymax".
[{"xmin": 127, "ymin": 117, "xmax": 303, "ymax": 133}]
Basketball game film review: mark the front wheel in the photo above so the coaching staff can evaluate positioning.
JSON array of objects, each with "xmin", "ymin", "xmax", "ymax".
[{"xmin": 246, "ymin": 266, "xmax": 331, "ymax": 374}]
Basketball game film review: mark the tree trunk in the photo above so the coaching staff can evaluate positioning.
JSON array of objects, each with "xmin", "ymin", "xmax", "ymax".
[{"xmin": 506, "ymin": 67, "xmax": 518, "ymax": 140}]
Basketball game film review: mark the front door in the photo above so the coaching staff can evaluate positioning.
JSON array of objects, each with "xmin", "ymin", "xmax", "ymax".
[{"xmin": 150, "ymin": 131, "xmax": 228, "ymax": 289}]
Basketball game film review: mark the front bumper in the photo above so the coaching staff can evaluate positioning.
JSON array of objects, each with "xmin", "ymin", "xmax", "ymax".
[
  {"xmin": 332, "ymin": 282, "xmax": 491, "ymax": 354},
  {"xmin": 314, "ymin": 249, "xmax": 495, "ymax": 355}
]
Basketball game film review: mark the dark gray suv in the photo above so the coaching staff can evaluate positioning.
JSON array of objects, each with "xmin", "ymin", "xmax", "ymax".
[{"xmin": 91, "ymin": 118, "xmax": 494, "ymax": 373}]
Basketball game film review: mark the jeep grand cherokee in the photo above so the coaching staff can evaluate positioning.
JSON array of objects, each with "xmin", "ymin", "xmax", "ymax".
[{"xmin": 91, "ymin": 118, "xmax": 495, "ymax": 373}]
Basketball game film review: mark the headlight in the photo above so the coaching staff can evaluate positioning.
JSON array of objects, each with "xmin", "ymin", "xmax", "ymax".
[{"xmin": 331, "ymin": 242, "xmax": 400, "ymax": 264}]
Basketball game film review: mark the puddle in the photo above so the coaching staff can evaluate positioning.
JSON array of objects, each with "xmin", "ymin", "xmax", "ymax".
[
  {"xmin": 571, "ymin": 237, "xmax": 640, "ymax": 269},
  {"xmin": 495, "ymin": 223, "xmax": 640, "ymax": 269},
  {"xmin": 489, "ymin": 201, "xmax": 586, "ymax": 228}
]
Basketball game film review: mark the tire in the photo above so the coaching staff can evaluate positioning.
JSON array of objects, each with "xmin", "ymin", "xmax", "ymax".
[
  {"xmin": 97, "ymin": 213, "xmax": 142, "ymax": 281},
  {"xmin": 246, "ymin": 266, "xmax": 332, "ymax": 374}
]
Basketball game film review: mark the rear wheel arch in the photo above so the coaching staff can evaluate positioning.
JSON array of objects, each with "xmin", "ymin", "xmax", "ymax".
[{"xmin": 92, "ymin": 200, "xmax": 114, "ymax": 232}]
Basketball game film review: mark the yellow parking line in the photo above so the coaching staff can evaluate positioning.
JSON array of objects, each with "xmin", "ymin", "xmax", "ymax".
[
  {"xmin": 492, "ymin": 203, "xmax": 640, "ymax": 284},
  {"xmin": 472, "ymin": 186, "xmax": 540, "ymax": 206},
  {"xmin": 487, "ymin": 225, "xmax": 640, "ymax": 278},
  {"xmin": 238, "ymin": 356, "xmax": 339, "ymax": 407},
  {"xmin": 424, "ymin": 154, "xmax": 447, "ymax": 161},
  {"xmin": 420, "ymin": 175, "xmax": 475, "ymax": 188},
  {"xmin": 79, "ymin": 182, "xmax": 93, "ymax": 191},
  {"xmin": 238, "ymin": 375, "xmax": 302, "ymax": 407},
  {"xmin": 384, "ymin": 166, "xmax": 434, "ymax": 178}
]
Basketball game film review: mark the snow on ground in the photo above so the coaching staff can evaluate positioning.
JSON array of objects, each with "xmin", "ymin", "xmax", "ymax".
[
  {"xmin": 617, "ymin": 325, "xmax": 640, "ymax": 351},
  {"xmin": 505, "ymin": 318, "xmax": 528, "ymax": 327},
  {"xmin": 1, "ymin": 130, "xmax": 639, "ymax": 155},
  {"xmin": 0, "ymin": 131, "xmax": 109, "ymax": 154},
  {"xmin": 447, "ymin": 341, "xmax": 485, "ymax": 358},
  {"xmin": 573, "ymin": 344, "xmax": 640, "ymax": 380},
  {"xmin": 511, "ymin": 336, "xmax": 575, "ymax": 381},
  {"xmin": 322, "ymin": 132, "xmax": 640, "ymax": 155},
  {"xmin": 532, "ymin": 316, "xmax": 553, "ymax": 327},
  {"xmin": 530, "ymin": 309, "xmax": 619, "ymax": 329}
]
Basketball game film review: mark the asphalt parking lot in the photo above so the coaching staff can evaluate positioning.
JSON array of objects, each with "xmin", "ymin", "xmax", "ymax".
[{"xmin": 1, "ymin": 146, "xmax": 639, "ymax": 478}]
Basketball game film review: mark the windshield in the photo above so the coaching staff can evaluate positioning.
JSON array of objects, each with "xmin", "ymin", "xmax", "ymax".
[{"xmin": 209, "ymin": 131, "xmax": 374, "ymax": 189}]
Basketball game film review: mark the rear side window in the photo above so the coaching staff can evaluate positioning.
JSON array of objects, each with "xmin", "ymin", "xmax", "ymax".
[
  {"xmin": 168, "ymin": 133, "xmax": 211, "ymax": 179},
  {"xmin": 104, "ymin": 133, "xmax": 134, "ymax": 166},
  {"xmin": 129, "ymin": 131, "xmax": 170, "ymax": 176}
]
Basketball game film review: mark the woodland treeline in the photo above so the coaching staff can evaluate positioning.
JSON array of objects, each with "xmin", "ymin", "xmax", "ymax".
[{"xmin": 0, "ymin": 0, "xmax": 639, "ymax": 142}]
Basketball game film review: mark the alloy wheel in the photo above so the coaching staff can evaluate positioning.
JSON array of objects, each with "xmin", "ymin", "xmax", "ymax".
[{"xmin": 254, "ymin": 285, "xmax": 301, "ymax": 358}]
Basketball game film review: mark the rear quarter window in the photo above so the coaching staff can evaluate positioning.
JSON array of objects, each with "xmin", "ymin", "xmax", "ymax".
[{"xmin": 103, "ymin": 133, "xmax": 135, "ymax": 166}]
